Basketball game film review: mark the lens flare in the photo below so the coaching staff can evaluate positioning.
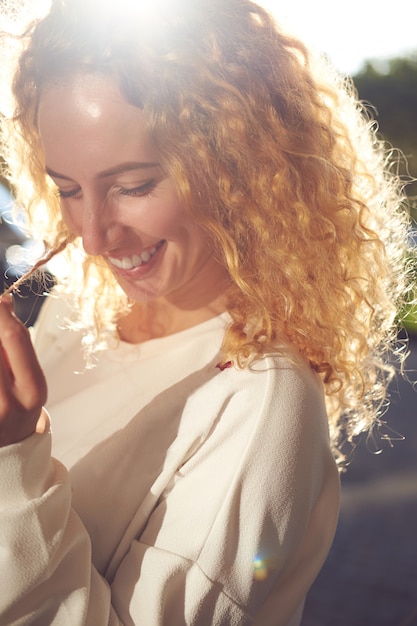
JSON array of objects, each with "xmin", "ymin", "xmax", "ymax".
[{"xmin": 253, "ymin": 555, "xmax": 269, "ymax": 581}]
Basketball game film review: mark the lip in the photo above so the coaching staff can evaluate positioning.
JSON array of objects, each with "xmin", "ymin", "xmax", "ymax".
[{"xmin": 107, "ymin": 240, "xmax": 166, "ymax": 278}]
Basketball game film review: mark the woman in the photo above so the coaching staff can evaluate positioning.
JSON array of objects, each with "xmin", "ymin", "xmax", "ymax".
[{"xmin": 0, "ymin": 0, "xmax": 410, "ymax": 624}]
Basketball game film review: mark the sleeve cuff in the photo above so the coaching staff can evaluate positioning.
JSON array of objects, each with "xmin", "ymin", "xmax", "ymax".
[{"xmin": 0, "ymin": 409, "xmax": 55, "ymax": 505}]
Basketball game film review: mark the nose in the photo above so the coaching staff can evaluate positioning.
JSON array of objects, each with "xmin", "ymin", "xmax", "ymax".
[
  {"xmin": 81, "ymin": 209, "xmax": 108, "ymax": 257},
  {"xmin": 77, "ymin": 192, "xmax": 118, "ymax": 257}
]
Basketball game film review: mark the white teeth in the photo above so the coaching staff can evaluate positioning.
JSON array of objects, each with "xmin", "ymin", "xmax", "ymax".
[
  {"xmin": 122, "ymin": 257, "xmax": 133, "ymax": 270},
  {"xmin": 109, "ymin": 243, "xmax": 161, "ymax": 270}
]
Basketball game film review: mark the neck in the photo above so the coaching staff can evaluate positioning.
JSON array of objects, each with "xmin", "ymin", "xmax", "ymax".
[{"xmin": 118, "ymin": 283, "xmax": 230, "ymax": 344}]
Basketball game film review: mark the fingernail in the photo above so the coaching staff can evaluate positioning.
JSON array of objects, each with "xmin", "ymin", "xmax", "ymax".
[{"xmin": 0, "ymin": 293, "xmax": 14, "ymax": 307}]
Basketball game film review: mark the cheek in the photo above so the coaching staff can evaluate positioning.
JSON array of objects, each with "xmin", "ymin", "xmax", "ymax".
[
  {"xmin": 167, "ymin": 219, "xmax": 206, "ymax": 248},
  {"xmin": 58, "ymin": 201, "xmax": 73, "ymax": 224},
  {"xmin": 134, "ymin": 196, "xmax": 188, "ymax": 238},
  {"xmin": 60, "ymin": 202, "xmax": 81, "ymax": 233}
]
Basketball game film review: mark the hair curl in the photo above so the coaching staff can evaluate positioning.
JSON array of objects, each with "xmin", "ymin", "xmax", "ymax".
[{"xmin": 0, "ymin": 0, "xmax": 412, "ymax": 465}]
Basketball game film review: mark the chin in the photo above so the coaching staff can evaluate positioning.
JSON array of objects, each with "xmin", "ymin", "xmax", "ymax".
[{"xmin": 120, "ymin": 281, "xmax": 163, "ymax": 303}]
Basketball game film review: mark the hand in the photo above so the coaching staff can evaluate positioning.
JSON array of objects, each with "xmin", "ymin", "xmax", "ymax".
[{"xmin": 0, "ymin": 295, "xmax": 47, "ymax": 447}]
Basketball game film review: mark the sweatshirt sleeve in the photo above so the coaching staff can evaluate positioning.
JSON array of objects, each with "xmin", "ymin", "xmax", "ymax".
[{"xmin": 0, "ymin": 417, "xmax": 119, "ymax": 626}]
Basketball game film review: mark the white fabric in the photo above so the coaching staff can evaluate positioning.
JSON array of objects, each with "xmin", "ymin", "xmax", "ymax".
[{"xmin": 0, "ymin": 294, "xmax": 340, "ymax": 625}]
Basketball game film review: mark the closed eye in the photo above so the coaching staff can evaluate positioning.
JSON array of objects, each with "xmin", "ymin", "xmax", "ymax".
[
  {"xmin": 118, "ymin": 180, "xmax": 158, "ymax": 197},
  {"xmin": 56, "ymin": 187, "xmax": 82, "ymax": 199},
  {"xmin": 54, "ymin": 178, "xmax": 160, "ymax": 201}
]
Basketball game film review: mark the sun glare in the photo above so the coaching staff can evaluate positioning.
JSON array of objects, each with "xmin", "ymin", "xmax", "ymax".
[{"xmin": 0, "ymin": 0, "xmax": 51, "ymax": 32}]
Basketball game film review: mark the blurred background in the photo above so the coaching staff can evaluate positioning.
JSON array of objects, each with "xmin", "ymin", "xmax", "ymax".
[{"xmin": 1, "ymin": 0, "xmax": 416, "ymax": 623}]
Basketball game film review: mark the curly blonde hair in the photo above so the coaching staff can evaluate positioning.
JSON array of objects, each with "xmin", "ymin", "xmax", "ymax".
[{"xmin": 0, "ymin": 0, "xmax": 412, "ymax": 464}]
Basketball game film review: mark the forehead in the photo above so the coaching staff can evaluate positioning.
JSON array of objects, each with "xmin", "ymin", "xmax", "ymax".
[
  {"xmin": 38, "ymin": 73, "xmax": 144, "ymax": 132},
  {"xmin": 37, "ymin": 73, "xmax": 158, "ymax": 173}
]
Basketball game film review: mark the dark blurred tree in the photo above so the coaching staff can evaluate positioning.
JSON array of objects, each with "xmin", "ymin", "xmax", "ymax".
[{"xmin": 353, "ymin": 55, "xmax": 417, "ymax": 220}]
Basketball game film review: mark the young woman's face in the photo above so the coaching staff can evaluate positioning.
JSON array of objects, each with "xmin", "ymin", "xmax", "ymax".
[{"xmin": 38, "ymin": 74, "xmax": 227, "ymax": 306}]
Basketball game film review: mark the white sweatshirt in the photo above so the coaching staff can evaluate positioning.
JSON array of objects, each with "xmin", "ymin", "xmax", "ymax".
[{"xmin": 0, "ymin": 295, "xmax": 340, "ymax": 626}]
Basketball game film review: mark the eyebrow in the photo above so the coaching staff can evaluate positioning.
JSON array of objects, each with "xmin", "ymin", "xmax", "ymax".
[{"xmin": 45, "ymin": 161, "xmax": 160, "ymax": 181}]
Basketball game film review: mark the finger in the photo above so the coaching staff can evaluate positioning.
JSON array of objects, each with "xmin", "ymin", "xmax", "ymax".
[
  {"xmin": 0, "ymin": 297, "xmax": 17, "ymax": 387},
  {"xmin": 0, "ymin": 299, "xmax": 47, "ymax": 409},
  {"xmin": 0, "ymin": 342, "xmax": 14, "ymax": 380},
  {"xmin": 0, "ymin": 348, "xmax": 14, "ymax": 408}
]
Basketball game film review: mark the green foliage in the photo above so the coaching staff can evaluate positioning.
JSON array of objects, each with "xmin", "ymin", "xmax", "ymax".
[{"xmin": 353, "ymin": 55, "xmax": 417, "ymax": 219}]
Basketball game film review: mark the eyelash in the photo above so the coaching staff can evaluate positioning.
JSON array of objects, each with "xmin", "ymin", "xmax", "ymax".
[
  {"xmin": 118, "ymin": 180, "xmax": 157, "ymax": 197},
  {"xmin": 56, "ymin": 180, "xmax": 157, "ymax": 200},
  {"xmin": 56, "ymin": 187, "xmax": 81, "ymax": 199}
]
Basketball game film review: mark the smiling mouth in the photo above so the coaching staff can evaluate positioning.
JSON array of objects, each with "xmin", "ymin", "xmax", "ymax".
[{"xmin": 109, "ymin": 240, "xmax": 165, "ymax": 270}]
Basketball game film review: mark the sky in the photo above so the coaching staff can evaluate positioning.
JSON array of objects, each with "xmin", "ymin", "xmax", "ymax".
[
  {"xmin": 259, "ymin": 0, "xmax": 417, "ymax": 75},
  {"xmin": 3, "ymin": 1, "xmax": 415, "ymax": 76}
]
